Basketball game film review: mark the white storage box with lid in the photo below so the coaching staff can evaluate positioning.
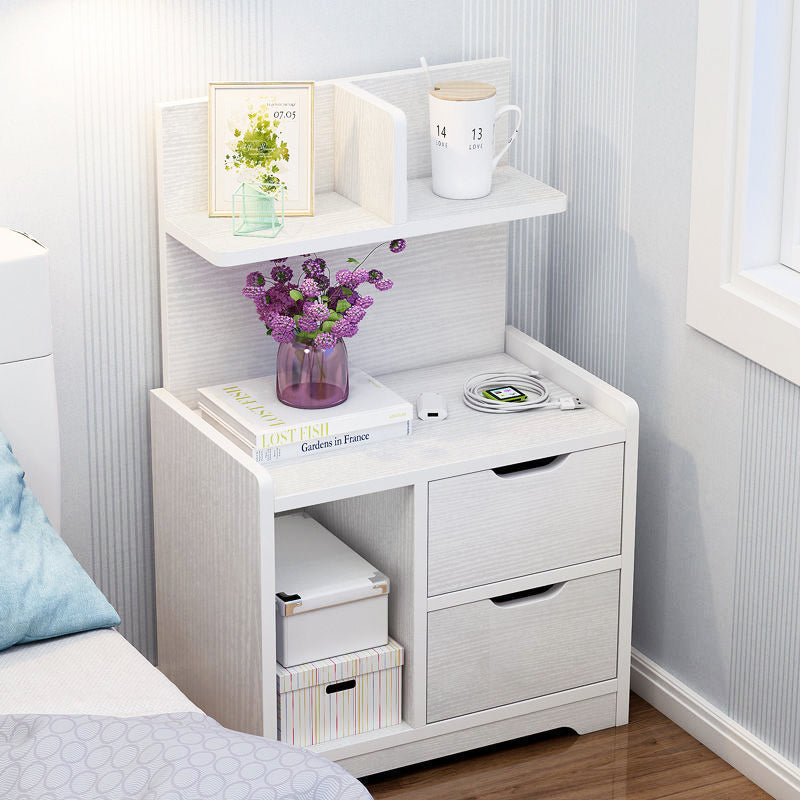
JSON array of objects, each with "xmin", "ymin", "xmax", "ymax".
[
  {"xmin": 275, "ymin": 512, "xmax": 389, "ymax": 667},
  {"xmin": 277, "ymin": 638, "xmax": 404, "ymax": 747}
]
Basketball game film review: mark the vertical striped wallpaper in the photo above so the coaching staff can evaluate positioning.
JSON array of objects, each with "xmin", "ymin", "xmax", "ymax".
[
  {"xmin": 730, "ymin": 362, "xmax": 800, "ymax": 764},
  {"xmin": 70, "ymin": 0, "xmax": 271, "ymax": 661},
  {"xmin": 545, "ymin": 1, "xmax": 636, "ymax": 389},
  {"xmin": 464, "ymin": 0, "xmax": 555, "ymax": 343}
]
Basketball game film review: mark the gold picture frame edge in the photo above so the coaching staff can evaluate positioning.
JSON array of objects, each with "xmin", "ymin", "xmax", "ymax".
[{"xmin": 208, "ymin": 81, "xmax": 315, "ymax": 218}]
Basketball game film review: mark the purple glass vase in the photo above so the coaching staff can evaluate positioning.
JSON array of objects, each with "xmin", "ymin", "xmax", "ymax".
[{"xmin": 276, "ymin": 339, "xmax": 349, "ymax": 409}]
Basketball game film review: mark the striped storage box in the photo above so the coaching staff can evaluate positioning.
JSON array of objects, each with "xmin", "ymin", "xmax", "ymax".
[{"xmin": 276, "ymin": 638, "xmax": 403, "ymax": 747}]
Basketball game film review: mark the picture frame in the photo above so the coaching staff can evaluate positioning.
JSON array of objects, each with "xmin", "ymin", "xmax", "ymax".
[{"xmin": 209, "ymin": 82, "xmax": 314, "ymax": 217}]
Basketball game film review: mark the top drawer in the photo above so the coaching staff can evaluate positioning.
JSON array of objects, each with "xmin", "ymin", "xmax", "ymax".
[{"xmin": 428, "ymin": 444, "xmax": 623, "ymax": 595}]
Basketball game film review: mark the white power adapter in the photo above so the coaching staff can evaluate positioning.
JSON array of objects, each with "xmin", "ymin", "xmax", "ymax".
[{"xmin": 416, "ymin": 392, "xmax": 448, "ymax": 421}]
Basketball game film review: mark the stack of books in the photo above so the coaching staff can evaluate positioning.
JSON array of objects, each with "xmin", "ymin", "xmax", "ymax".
[{"xmin": 198, "ymin": 368, "xmax": 413, "ymax": 464}]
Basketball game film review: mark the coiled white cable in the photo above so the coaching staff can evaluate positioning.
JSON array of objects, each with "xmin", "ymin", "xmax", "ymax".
[{"xmin": 462, "ymin": 371, "xmax": 584, "ymax": 413}]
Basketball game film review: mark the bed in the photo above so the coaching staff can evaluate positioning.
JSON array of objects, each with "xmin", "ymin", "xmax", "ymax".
[{"xmin": 0, "ymin": 228, "xmax": 371, "ymax": 799}]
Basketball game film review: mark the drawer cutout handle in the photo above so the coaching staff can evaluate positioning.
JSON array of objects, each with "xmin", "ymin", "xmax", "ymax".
[
  {"xmin": 326, "ymin": 679, "xmax": 356, "ymax": 694},
  {"xmin": 490, "ymin": 582, "xmax": 566, "ymax": 607},
  {"xmin": 492, "ymin": 454, "xmax": 568, "ymax": 477}
]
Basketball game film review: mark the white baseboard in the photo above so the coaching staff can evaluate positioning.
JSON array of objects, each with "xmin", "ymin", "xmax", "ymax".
[{"xmin": 631, "ymin": 649, "xmax": 800, "ymax": 800}]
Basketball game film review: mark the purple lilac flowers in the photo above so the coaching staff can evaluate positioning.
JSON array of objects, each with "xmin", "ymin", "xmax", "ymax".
[
  {"xmin": 299, "ymin": 277, "xmax": 319, "ymax": 297},
  {"xmin": 315, "ymin": 331, "xmax": 336, "ymax": 349},
  {"xmin": 241, "ymin": 239, "xmax": 405, "ymax": 348},
  {"xmin": 270, "ymin": 315, "xmax": 296, "ymax": 343},
  {"xmin": 301, "ymin": 257, "xmax": 326, "ymax": 278},
  {"xmin": 270, "ymin": 264, "xmax": 292, "ymax": 283}
]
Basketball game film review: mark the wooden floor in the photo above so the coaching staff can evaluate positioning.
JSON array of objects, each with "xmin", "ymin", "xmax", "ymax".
[{"xmin": 361, "ymin": 694, "xmax": 772, "ymax": 800}]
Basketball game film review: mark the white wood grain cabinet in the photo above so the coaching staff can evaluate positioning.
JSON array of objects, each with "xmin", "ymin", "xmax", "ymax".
[{"xmin": 151, "ymin": 58, "xmax": 638, "ymax": 779}]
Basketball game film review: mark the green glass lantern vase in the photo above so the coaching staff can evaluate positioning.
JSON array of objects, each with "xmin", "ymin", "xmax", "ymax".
[{"xmin": 232, "ymin": 183, "xmax": 284, "ymax": 238}]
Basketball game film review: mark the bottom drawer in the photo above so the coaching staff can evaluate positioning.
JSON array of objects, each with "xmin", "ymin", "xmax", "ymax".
[{"xmin": 427, "ymin": 571, "xmax": 619, "ymax": 723}]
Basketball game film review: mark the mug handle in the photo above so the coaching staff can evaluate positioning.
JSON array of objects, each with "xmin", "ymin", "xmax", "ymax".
[{"xmin": 492, "ymin": 105, "xmax": 522, "ymax": 170}]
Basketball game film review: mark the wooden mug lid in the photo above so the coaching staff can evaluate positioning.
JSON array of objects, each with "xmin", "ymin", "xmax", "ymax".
[{"xmin": 430, "ymin": 81, "xmax": 497, "ymax": 101}]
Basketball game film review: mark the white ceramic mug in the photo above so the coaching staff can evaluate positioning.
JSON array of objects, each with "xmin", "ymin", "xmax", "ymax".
[{"xmin": 428, "ymin": 81, "xmax": 522, "ymax": 200}]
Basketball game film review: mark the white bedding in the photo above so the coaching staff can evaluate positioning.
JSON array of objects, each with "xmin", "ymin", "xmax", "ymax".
[{"xmin": 0, "ymin": 628, "xmax": 199, "ymax": 716}]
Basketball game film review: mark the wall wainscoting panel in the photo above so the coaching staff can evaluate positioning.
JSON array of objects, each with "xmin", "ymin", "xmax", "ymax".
[{"xmin": 730, "ymin": 362, "xmax": 800, "ymax": 765}]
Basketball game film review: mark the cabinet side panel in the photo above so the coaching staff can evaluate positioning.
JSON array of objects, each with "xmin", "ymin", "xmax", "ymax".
[
  {"xmin": 351, "ymin": 58, "xmax": 511, "ymax": 180},
  {"xmin": 151, "ymin": 389, "xmax": 273, "ymax": 736},
  {"xmin": 308, "ymin": 488, "xmax": 420, "ymax": 726},
  {"xmin": 334, "ymin": 84, "xmax": 405, "ymax": 223},
  {"xmin": 162, "ymin": 226, "xmax": 507, "ymax": 406},
  {"xmin": 616, "ymin": 436, "xmax": 638, "ymax": 723},
  {"xmin": 314, "ymin": 83, "xmax": 335, "ymax": 194}
]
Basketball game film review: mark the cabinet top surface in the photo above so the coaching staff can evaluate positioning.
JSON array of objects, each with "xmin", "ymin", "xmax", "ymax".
[{"xmin": 265, "ymin": 352, "xmax": 625, "ymax": 510}]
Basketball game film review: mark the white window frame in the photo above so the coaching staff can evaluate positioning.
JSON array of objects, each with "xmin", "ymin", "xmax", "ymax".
[
  {"xmin": 687, "ymin": 0, "xmax": 800, "ymax": 386},
  {"xmin": 781, "ymin": 2, "xmax": 800, "ymax": 271}
]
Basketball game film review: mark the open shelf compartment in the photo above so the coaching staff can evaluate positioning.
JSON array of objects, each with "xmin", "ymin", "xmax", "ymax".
[
  {"xmin": 157, "ymin": 58, "xmax": 566, "ymax": 268},
  {"xmin": 295, "ymin": 484, "xmax": 424, "ymax": 739}
]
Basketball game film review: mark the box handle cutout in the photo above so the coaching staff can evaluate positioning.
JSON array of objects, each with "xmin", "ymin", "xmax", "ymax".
[
  {"xmin": 490, "ymin": 582, "xmax": 566, "ymax": 607},
  {"xmin": 326, "ymin": 679, "xmax": 356, "ymax": 694},
  {"xmin": 492, "ymin": 454, "xmax": 567, "ymax": 477}
]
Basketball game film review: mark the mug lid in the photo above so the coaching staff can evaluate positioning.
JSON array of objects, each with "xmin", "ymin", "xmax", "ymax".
[{"xmin": 430, "ymin": 81, "xmax": 497, "ymax": 101}]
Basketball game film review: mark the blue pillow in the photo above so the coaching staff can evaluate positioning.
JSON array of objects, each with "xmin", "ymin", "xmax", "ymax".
[{"xmin": 0, "ymin": 431, "xmax": 120, "ymax": 651}]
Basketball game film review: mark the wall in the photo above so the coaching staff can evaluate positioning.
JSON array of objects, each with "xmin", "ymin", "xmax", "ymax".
[
  {"xmin": 625, "ymin": 0, "xmax": 743, "ymax": 711},
  {"xmin": 467, "ymin": 0, "xmax": 800, "ymax": 768},
  {"xmin": 3, "ymin": 0, "xmax": 798, "ymax": 770}
]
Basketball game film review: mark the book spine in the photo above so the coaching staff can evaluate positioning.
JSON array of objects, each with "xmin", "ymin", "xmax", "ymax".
[
  {"xmin": 201, "ymin": 400, "xmax": 412, "ymax": 448},
  {"xmin": 250, "ymin": 420, "xmax": 410, "ymax": 463},
  {"xmin": 201, "ymin": 407, "xmax": 410, "ymax": 463}
]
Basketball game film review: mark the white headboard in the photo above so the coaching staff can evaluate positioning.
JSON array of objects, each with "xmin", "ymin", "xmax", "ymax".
[{"xmin": 0, "ymin": 229, "xmax": 61, "ymax": 530}]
